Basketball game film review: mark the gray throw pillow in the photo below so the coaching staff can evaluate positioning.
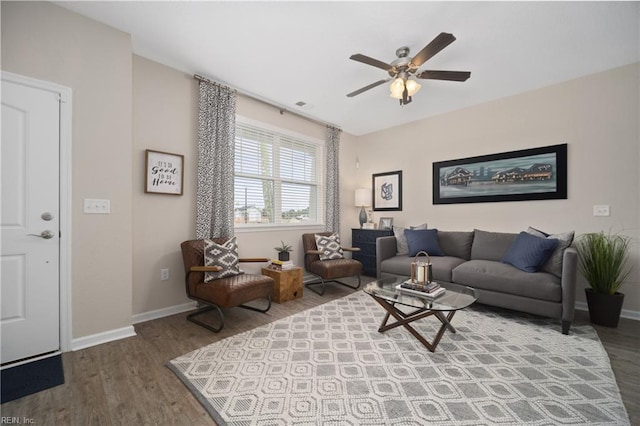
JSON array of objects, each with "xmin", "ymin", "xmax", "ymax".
[
  {"xmin": 204, "ymin": 236, "xmax": 241, "ymax": 282},
  {"xmin": 394, "ymin": 223, "xmax": 427, "ymax": 255},
  {"xmin": 526, "ymin": 227, "xmax": 575, "ymax": 277}
]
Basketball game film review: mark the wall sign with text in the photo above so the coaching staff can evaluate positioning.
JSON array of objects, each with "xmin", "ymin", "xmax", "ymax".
[{"xmin": 145, "ymin": 149, "xmax": 184, "ymax": 195}]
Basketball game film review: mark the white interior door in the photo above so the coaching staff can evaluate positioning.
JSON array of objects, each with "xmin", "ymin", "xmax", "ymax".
[{"xmin": 1, "ymin": 78, "xmax": 61, "ymax": 365}]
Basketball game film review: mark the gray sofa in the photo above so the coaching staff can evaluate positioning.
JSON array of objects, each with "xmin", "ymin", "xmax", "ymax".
[{"xmin": 376, "ymin": 229, "xmax": 577, "ymax": 334}]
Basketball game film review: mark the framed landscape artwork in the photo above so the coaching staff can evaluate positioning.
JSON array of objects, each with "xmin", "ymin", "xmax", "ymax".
[
  {"xmin": 373, "ymin": 170, "xmax": 402, "ymax": 211},
  {"xmin": 433, "ymin": 144, "xmax": 567, "ymax": 204}
]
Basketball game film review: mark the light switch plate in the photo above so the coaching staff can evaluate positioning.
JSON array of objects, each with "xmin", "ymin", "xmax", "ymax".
[
  {"xmin": 84, "ymin": 198, "xmax": 111, "ymax": 214},
  {"xmin": 593, "ymin": 205, "xmax": 610, "ymax": 216}
]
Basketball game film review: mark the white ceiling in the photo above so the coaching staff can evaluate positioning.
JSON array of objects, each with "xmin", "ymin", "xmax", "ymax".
[{"xmin": 56, "ymin": 1, "xmax": 639, "ymax": 136}]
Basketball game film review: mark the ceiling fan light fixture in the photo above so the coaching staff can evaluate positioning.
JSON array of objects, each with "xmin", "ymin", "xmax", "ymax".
[
  {"xmin": 389, "ymin": 77, "xmax": 405, "ymax": 99},
  {"xmin": 348, "ymin": 32, "xmax": 470, "ymax": 106},
  {"xmin": 405, "ymin": 79, "xmax": 421, "ymax": 96}
]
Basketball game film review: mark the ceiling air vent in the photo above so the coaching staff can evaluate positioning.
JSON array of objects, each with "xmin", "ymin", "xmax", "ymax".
[{"xmin": 295, "ymin": 101, "xmax": 313, "ymax": 110}]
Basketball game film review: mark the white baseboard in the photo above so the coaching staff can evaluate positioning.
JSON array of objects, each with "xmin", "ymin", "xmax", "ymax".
[
  {"xmin": 71, "ymin": 326, "xmax": 137, "ymax": 351},
  {"xmin": 68, "ymin": 302, "xmax": 196, "ymax": 352},
  {"xmin": 575, "ymin": 301, "xmax": 640, "ymax": 321},
  {"xmin": 132, "ymin": 301, "xmax": 197, "ymax": 325}
]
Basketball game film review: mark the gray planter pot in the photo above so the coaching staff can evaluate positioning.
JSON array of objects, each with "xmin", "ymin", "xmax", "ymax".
[{"xmin": 278, "ymin": 252, "xmax": 290, "ymax": 262}]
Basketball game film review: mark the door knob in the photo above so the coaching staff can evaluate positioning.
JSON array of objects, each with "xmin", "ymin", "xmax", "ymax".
[
  {"xmin": 41, "ymin": 212, "xmax": 54, "ymax": 221},
  {"xmin": 28, "ymin": 230, "xmax": 55, "ymax": 239}
]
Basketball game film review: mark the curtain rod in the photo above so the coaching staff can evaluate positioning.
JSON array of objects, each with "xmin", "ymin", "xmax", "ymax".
[{"xmin": 193, "ymin": 74, "xmax": 339, "ymax": 131}]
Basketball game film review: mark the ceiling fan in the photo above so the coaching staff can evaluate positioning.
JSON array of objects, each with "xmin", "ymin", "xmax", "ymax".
[{"xmin": 347, "ymin": 32, "xmax": 471, "ymax": 106}]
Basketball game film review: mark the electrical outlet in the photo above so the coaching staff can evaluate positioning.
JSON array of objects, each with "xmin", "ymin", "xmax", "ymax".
[{"xmin": 160, "ymin": 269, "xmax": 169, "ymax": 281}]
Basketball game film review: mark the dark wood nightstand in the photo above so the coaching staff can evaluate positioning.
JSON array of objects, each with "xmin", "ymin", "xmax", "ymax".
[{"xmin": 352, "ymin": 228, "xmax": 393, "ymax": 277}]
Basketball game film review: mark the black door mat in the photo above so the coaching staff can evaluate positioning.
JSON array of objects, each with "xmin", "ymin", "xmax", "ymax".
[{"xmin": 1, "ymin": 354, "xmax": 64, "ymax": 403}]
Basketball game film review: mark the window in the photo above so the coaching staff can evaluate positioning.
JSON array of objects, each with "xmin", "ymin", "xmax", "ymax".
[{"xmin": 234, "ymin": 117, "xmax": 324, "ymax": 228}]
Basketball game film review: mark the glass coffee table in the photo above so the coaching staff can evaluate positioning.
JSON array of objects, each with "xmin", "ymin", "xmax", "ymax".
[{"xmin": 363, "ymin": 276, "xmax": 478, "ymax": 352}]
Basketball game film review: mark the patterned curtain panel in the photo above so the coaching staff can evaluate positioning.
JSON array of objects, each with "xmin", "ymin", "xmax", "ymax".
[
  {"xmin": 325, "ymin": 125, "xmax": 341, "ymax": 232},
  {"xmin": 196, "ymin": 81, "xmax": 237, "ymax": 239}
]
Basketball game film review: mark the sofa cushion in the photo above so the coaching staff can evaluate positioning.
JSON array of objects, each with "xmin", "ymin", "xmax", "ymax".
[
  {"xmin": 379, "ymin": 255, "xmax": 413, "ymax": 277},
  {"xmin": 380, "ymin": 255, "xmax": 466, "ymax": 282},
  {"xmin": 310, "ymin": 258, "xmax": 362, "ymax": 279},
  {"xmin": 438, "ymin": 231, "xmax": 474, "ymax": 260},
  {"xmin": 393, "ymin": 223, "xmax": 427, "ymax": 255},
  {"xmin": 431, "ymin": 256, "xmax": 468, "ymax": 282},
  {"xmin": 526, "ymin": 227, "xmax": 575, "ymax": 277},
  {"xmin": 470, "ymin": 229, "xmax": 518, "ymax": 261},
  {"xmin": 195, "ymin": 273, "xmax": 273, "ymax": 308},
  {"xmin": 452, "ymin": 260, "xmax": 561, "ymax": 302},
  {"xmin": 405, "ymin": 229, "xmax": 445, "ymax": 257}
]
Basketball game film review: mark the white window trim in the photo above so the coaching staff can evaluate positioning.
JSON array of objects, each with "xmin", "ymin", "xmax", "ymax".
[{"xmin": 234, "ymin": 116, "xmax": 325, "ymax": 230}]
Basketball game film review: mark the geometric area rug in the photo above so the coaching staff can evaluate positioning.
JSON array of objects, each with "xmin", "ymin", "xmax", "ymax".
[{"xmin": 168, "ymin": 291, "xmax": 630, "ymax": 425}]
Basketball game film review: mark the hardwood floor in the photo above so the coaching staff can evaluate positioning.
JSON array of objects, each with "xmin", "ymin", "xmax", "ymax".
[{"xmin": 2, "ymin": 282, "xmax": 639, "ymax": 425}]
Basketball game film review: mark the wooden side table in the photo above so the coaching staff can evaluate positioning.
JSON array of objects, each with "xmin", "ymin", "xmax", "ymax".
[{"xmin": 261, "ymin": 267, "xmax": 303, "ymax": 303}]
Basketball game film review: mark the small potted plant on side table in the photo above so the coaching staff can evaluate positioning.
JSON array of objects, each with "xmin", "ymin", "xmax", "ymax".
[
  {"xmin": 274, "ymin": 241, "xmax": 293, "ymax": 262},
  {"xmin": 575, "ymin": 231, "xmax": 634, "ymax": 327}
]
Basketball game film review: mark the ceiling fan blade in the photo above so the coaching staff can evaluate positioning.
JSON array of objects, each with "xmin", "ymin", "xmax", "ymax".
[
  {"xmin": 417, "ymin": 70, "xmax": 471, "ymax": 82},
  {"xmin": 349, "ymin": 54, "xmax": 393, "ymax": 72},
  {"xmin": 410, "ymin": 32, "xmax": 456, "ymax": 68},
  {"xmin": 346, "ymin": 79, "xmax": 390, "ymax": 98}
]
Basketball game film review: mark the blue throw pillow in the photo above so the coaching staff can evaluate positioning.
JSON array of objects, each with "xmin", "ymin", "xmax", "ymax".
[
  {"xmin": 526, "ymin": 226, "xmax": 574, "ymax": 277},
  {"xmin": 501, "ymin": 232, "xmax": 559, "ymax": 273},
  {"xmin": 404, "ymin": 229, "xmax": 445, "ymax": 257}
]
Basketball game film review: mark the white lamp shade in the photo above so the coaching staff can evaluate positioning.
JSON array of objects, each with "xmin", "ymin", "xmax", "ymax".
[
  {"xmin": 355, "ymin": 188, "xmax": 372, "ymax": 207},
  {"xmin": 389, "ymin": 78, "xmax": 405, "ymax": 99},
  {"xmin": 405, "ymin": 79, "xmax": 422, "ymax": 96}
]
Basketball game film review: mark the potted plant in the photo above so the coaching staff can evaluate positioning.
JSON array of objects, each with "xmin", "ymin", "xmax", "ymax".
[
  {"xmin": 274, "ymin": 241, "xmax": 293, "ymax": 262},
  {"xmin": 575, "ymin": 231, "xmax": 634, "ymax": 327}
]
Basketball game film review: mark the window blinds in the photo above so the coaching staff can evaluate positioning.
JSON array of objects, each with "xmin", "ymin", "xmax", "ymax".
[{"xmin": 234, "ymin": 120, "xmax": 323, "ymax": 227}]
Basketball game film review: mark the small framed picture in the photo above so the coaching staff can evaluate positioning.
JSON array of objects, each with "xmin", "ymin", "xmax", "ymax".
[
  {"xmin": 373, "ymin": 170, "xmax": 402, "ymax": 211},
  {"xmin": 145, "ymin": 149, "xmax": 184, "ymax": 195},
  {"xmin": 379, "ymin": 217, "xmax": 393, "ymax": 230}
]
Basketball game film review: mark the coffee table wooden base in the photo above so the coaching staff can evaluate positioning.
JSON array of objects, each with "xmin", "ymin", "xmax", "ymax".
[{"xmin": 370, "ymin": 295, "xmax": 458, "ymax": 352}]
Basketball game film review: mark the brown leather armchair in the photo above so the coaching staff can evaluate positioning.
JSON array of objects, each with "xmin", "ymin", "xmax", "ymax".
[
  {"xmin": 302, "ymin": 232, "xmax": 363, "ymax": 295},
  {"xmin": 180, "ymin": 238, "xmax": 274, "ymax": 332}
]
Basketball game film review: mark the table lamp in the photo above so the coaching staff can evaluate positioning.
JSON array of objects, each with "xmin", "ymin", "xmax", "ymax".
[{"xmin": 355, "ymin": 188, "xmax": 372, "ymax": 228}]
